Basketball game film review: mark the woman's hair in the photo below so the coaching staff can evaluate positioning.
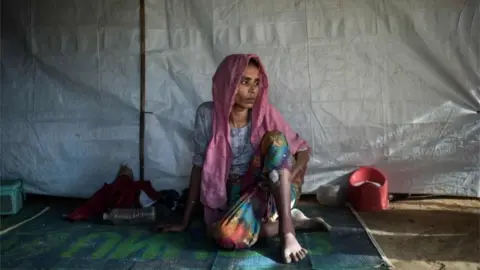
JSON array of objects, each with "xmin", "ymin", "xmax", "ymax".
[{"xmin": 248, "ymin": 58, "xmax": 260, "ymax": 69}]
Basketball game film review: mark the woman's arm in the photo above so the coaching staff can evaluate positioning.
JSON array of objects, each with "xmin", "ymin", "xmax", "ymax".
[
  {"xmin": 290, "ymin": 150, "xmax": 309, "ymax": 180},
  {"xmin": 156, "ymin": 165, "xmax": 202, "ymax": 232},
  {"xmin": 181, "ymin": 165, "xmax": 202, "ymax": 228},
  {"xmin": 157, "ymin": 104, "xmax": 210, "ymax": 232},
  {"xmin": 181, "ymin": 103, "xmax": 212, "ymax": 227}
]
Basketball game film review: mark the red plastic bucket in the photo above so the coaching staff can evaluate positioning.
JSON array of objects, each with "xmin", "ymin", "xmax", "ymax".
[{"xmin": 347, "ymin": 167, "xmax": 389, "ymax": 212}]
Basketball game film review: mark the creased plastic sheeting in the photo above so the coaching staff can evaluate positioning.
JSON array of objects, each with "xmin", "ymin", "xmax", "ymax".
[
  {"xmin": 1, "ymin": 0, "xmax": 479, "ymax": 198},
  {"xmin": 1, "ymin": 0, "xmax": 141, "ymax": 198}
]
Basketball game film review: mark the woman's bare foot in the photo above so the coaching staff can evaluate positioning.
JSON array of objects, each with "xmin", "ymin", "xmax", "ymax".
[
  {"xmin": 282, "ymin": 232, "xmax": 308, "ymax": 263},
  {"xmin": 291, "ymin": 208, "xmax": 332, "ymax": 232}
]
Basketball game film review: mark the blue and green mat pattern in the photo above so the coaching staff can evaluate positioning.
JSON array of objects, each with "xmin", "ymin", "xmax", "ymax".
[{"xmin": 0, "ymin": 199, "xmax": 389, "ymax": 269}]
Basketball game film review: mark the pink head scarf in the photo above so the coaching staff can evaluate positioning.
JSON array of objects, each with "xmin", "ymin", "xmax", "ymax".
[{"xmin": 200, "ymin": 54, "xmax": 309, "ymax": 212}]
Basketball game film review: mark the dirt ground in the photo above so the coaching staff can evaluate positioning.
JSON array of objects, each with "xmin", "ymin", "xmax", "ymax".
[{"xmin": 358, "ymin": 197, "xmax": 480, "ymax": 270}]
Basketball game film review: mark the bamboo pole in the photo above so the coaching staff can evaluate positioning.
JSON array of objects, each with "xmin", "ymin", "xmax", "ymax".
[{"xmin": 139, "ymin": 0, "xmax": 146, "ymax": 181}]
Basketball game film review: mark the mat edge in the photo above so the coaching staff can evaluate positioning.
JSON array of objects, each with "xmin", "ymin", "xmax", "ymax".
[
  {"xmin": 346, "ymin": 203, "xmax": 395, "ymax": 269},
  {"xmin": 0, "ymin": 206, "xmax": 50, "ymax": 235}
]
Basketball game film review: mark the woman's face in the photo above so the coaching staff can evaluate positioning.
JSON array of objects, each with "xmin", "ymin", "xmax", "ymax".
[{"xmin": 234, "ymin": 64, "xmax": 260, "ymax": 109}]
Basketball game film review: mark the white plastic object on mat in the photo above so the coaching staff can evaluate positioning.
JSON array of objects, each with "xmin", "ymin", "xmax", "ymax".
[{"xmin": 316, "ymin": 185, "xmax": 345, "ymax": 206}]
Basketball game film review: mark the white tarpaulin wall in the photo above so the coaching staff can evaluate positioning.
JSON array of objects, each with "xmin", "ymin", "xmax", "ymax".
[{"xmin": 1, "ymin": 0, "xmax": 479, "ymax": 198}]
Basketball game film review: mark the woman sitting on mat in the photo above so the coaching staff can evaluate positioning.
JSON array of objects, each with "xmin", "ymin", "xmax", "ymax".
[{"xmin": 156, "ymin": 54, "xmax": 331, "ymax": 263}]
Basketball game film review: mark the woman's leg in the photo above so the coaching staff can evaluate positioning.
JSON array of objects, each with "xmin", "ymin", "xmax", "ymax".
[
  {"xmin": 259, "ymin": 131, "xmax": 329, "ymax": 263},
  {"xmin": 270, "ymin": 169, "xmax": 308, "ymax": 263}
]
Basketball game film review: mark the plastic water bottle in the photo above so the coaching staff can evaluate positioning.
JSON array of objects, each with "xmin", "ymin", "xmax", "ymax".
[{"xmin": 103, "ymin": 207, "xmax": 156, "ymax": 225}]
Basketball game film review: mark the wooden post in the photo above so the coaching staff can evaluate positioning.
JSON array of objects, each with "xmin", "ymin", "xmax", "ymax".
[{"xmin": 139, "ymin": 0, "xmax": 146, "ymax": 181}]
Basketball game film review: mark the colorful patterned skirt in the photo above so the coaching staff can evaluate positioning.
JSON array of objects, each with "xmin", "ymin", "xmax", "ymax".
[{"xmin": 211, "ymin": 131, "xmax": 304, "ymax": 249}]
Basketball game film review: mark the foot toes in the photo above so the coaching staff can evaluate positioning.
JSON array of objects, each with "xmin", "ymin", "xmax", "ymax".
[
  {"xmin": 297, "ymin": 252, "xmax": 305, "ymax": 261},
  {"xmin": 285, "ymin": 249, "xmax": 309, "ymax": 263},
  {"xmin": 289, "ymin": 253, "xmax": 296, "ymax": 262},
  {"xmin": 294, "ymin": 253, "xmax": 301, "ymax": 262}
]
